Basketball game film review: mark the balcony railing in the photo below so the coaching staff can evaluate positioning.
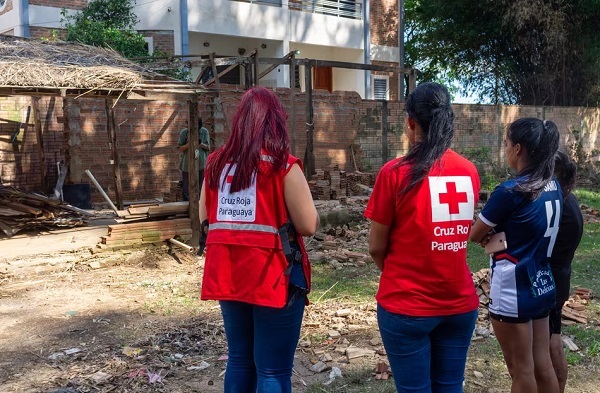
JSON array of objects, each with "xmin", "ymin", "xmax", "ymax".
[
  {"xmin": 230, "ymin": 0, "xmax": 282, "ymax": 7},
  {"xmin": 289, "ymin": 0, "xmax": 363, "ymax": 20}
]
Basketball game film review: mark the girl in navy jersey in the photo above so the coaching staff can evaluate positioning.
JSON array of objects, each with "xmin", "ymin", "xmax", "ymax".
[{"xmin": 470, "ymin": 118, "xmax": 561, "ymax": 393}]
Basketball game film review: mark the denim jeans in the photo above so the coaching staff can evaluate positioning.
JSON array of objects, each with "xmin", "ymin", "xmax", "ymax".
[
  {"xmin": 219, "ymin": 281, "xmax": 306, "ymax": 392},
  {"xmin": 377, "ymin": 304, "xmax": 477, "ymax": 393},
  {"xmin": 181, "ymin": 169, "xmax": 204, "ymax": 202}
]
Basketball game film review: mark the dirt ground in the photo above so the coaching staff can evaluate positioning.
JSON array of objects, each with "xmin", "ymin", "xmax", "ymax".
[{"xmin": 1, "ymin": 205, "xmax": 599, "ymax": 392}]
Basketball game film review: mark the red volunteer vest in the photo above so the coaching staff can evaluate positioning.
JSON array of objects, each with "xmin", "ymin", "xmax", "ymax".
[{"xmin": 201, "ymin": 154, "xmax": 311, "ymax": 308}]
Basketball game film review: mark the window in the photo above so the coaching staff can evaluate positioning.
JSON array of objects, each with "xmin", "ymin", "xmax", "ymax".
[
  {"xmin": 371, "ymin": 75, "xmax": 389, "ymax": 100},
  {"xmin": 0, "ymin": 0, "xmax": 7, "ymax": 12},
  {"xmin": 143, "ymin": 37, "xmax": 154, "ymax": 55}
]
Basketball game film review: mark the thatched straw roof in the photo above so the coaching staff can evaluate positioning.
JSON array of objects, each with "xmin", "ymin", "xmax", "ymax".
[{"xmin": 0, "ymin": 36, "xmax": 161, "ymax": 93}]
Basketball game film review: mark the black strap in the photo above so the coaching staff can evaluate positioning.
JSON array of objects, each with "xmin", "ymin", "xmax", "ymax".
[{"xmin": 279, "ymin": 221, "xmax": 302, "ymax": 275}]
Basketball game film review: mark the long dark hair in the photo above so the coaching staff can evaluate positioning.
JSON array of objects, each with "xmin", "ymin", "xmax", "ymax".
[
  {"xmin": 394, "ymin": 82, "xmax": 455, "ymax": 194},
  {"xmin": 554, "ymin": 150, "xmax": 577, "ymax": 198},
  {"xmin": 508, "ymin": 118, "xmax": 560, "ymax": 200},
  {"xmin": 205, "ymin": 87, "xmax": 289, "ymax": 192}
]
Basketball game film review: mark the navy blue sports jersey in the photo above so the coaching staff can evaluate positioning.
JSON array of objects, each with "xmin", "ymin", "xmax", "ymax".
[{"xmin": 480, "ymin": 177, "xmax": 563, "ymax": 319}]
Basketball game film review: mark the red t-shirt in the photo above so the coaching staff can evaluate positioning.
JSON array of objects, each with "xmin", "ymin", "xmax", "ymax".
[{"xmin": 364, "ymin": 149, "xmax": 480, "ymax": 316}]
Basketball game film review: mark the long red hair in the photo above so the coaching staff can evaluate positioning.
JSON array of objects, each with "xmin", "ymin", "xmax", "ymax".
[{"xmin": 206, "ymin": 86, "xmax": 290, "ymax": 192}]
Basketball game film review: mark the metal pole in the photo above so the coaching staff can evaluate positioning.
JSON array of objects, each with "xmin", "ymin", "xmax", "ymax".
[
  {"xmin": 398, "ymin": 0, "xmax": 405, "ymax": 101},
  {"xmin": 85, "ymin": 169, "xmax": 118, "ymax": 212}
]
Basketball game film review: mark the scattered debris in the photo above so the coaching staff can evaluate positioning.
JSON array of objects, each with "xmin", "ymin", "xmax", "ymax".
[{"xmin": 0, "ymin": 185, "xmax": 88, "ymax": 237}]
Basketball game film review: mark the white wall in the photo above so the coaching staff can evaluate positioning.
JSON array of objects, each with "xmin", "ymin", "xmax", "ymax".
[
  {"xmin": 188, "ymin": 0, "xmax": 288, "ymax": 41},
  {"xmin": 290, "ymin": 11, "xmax": 363, "ymax": 49},
  {"xmin": 0, "ymin": 1, "xmax": 19, "ymax": 35}
]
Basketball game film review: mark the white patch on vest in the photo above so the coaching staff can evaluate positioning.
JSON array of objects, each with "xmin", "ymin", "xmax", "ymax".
[
  {"xmin": 217, "ymin": 164, "xmax": 257, "ymax": 222},
  {"xmin": 428, "ymin": 176, "xmax": 474, "ymax": 223}
]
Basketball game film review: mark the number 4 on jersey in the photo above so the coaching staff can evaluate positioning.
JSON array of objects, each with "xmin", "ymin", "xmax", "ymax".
[{"xmin": 544, "ymin": 200, "xmax": 561, "ymax": 257}]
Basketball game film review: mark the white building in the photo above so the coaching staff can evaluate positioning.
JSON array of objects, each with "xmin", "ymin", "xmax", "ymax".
[{"xmin": 0, "ymin": 0, "xmax": 402, "ymax": 99}]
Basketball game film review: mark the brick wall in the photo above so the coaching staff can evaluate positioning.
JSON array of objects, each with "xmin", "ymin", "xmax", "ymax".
[
  {"xmin": 29, "ymin": 0, "xmax": 87, "ymax": 10},
  {"xmin": 29, "ymin": 26, "xmax": 66, "ymax": 40},
  {"xmin": 139, "ymin": 30, "xmax": 175, "ymax": 55},
  {"xmin": 2, "ymin": 90, "xmax": 600, "ymax": 203},
  {"xmin": 370, "ymin": 0, "xmax": 398, "ymax": 47},
  {"xmin": 0, "ymin": 0, "xmax": 13, "ymax": 16}
]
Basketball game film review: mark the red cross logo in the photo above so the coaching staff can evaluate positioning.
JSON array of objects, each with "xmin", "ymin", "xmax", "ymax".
[
  {"xmin": 226, "ymin": 175, "xmax": 234, "ymax": 184},
  {"xmin": 438, "ymin": 182, "xmax": 468, "ymax": 215}
]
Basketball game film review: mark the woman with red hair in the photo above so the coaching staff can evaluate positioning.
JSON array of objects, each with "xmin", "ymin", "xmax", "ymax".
[{"xmin": 199, "ymin": 86, "xmax": 318, "ymax": 392}]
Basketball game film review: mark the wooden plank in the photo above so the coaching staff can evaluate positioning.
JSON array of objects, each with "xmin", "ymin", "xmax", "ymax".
[
  {"xmin": 106, "ymin": 99, "xmax": 124, "ymax": 210},
  {"xmin": 0, "ymin": 200, "xmax": 42, "ymax": 216},
  {"xmin": 32, "ymin": 97, "xmax": 48, "ymax": 192}
]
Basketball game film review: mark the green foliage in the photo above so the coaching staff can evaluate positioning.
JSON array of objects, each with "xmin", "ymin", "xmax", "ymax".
[
  {"xmin": 61, "ymin": 0, "xmax": 190, "ymax": 81},
  {"xmin": 61, "ymin": 0, "xmax": 148, "ymax": 59},
  {"xmin": 405, "ymin": 0, "xmax": 600, "ymax": 105}
]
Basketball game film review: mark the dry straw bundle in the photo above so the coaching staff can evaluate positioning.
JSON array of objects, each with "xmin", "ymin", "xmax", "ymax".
[{"xmin": 0, "ymin": 36, "xmax": 155, "ymax": 92}]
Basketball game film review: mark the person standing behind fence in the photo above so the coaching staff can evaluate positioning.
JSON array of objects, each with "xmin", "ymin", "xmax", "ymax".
[
  {"xmin": 178, "ymin": 117, "xmax": 210, "ymax": 201},
  {"xmin": 365, "ymin": 82, "xmax": 480, "ymax": 393},
  {"xmin": 199, "ymin": 86, "xmax": 318, "ymax": 393},
  {"xmin": 549, "ymin": 150, "xmax": 583, "ymax": 393},
  {"xmin": 470, "ymin": 118, "xmax": 561, "ymax": 393}
]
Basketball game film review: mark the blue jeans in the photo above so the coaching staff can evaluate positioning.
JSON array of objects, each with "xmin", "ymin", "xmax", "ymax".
[
  {"xmin": 377, "ymin": 304, "xmax": 477, "ymax": 393},
  {"xmin": 219, "ymin": 287, "xmax": 305, "ymax": 393}
]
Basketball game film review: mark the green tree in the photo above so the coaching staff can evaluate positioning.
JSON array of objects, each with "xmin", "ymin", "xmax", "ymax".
[
  {"xmin": 405, "ymin": 0, "xmax": 600, "ymax": 105},
  {"xmin": 61, "ymin": 0, "xmax": 148, "ymax": 59},
  {"xmin": 61, "ymin": 0, "xmax": 190, "ymax": 80}
]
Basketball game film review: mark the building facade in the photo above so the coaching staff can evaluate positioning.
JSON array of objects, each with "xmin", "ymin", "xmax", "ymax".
[{"xmin": 0, "ymin": 0, "xmax": 402, "ymax": 99}]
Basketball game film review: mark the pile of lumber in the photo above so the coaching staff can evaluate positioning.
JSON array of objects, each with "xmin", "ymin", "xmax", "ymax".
[
  {"xmin": 115, "ymin": 201, "xmax": 189, "ymax": 223},
  {"xmin": 0, "ymin": 185, "xmax": 88, "ymax": 237},
  {"xmin": 99, "ymin": 218, "xmax": 192, "ymax": 250},
  {"xmin": 308, "ymin": 166, "xmax": 375, "ymax": 202}
]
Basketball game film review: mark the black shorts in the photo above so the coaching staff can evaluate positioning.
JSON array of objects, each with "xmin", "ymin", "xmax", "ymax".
[
  {"xmin": 490, "ymin": 310, "xmax": 550, "ymax": 324},
  {"xmin": 549, "ymin": 302, "xmax": 564, "ymax": 335}
]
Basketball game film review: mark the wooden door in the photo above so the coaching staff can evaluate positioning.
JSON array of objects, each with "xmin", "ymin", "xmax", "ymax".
[{"xmin": 313, "ymin": 66, "xmax": 333, "ymax": 92}]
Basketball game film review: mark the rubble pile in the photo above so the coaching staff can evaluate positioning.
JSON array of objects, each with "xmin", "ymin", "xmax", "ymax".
[{"xmin": 0, "ymin": 185, "xmax": 88, "ymax": 237}]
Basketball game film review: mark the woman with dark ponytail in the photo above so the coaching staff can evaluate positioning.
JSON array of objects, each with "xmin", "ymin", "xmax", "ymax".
[
  {"xmin": 365, "ymin": 82, "xmax": 481, "ymax": 392},
  {"xmin": 549, "ymin": 151, "xmax": 583, "ymax": 393},
  {"xmin": 470, "ymin": 118, "xmax": 562, "ymax": 393}
]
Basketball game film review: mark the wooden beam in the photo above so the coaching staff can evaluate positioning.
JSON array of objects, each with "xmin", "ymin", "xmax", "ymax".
[
  {"xmin": 188, "ymin": 96, "xmax": 201, "ymax": 249},
  {"xmin": 202, "ymin": 60, "xmax": 241, "ymax": 87},
  {"xmin": 31, "ymin": 97, "xmax": 47, "ymax": 192},
  {"xmin": 289, "ymin": 54, "xmax": 297, "ymax": 155},
  {"xmin": 252, "ymin": 52, "xmax": 259, "ymax": 87},
  {"xmin": 208, "ymin": 52, "xmax": 221, "ymax": 90},
  {"xmin": 304, "ymin": 63, "xmax": 315, "ymax": 178},
  {"xmin": 105, "ymin": 99, "xmax": 123, "ymax": 210}
]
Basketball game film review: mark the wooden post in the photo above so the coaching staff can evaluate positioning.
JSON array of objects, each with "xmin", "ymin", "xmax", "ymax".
[
  {"xmin": 304, "ymin": 63, "xmax": 315, "ymax": 178},
  {"xmin": 188, "ymin": 96, "xmax": 200, "ymax": 249},
  {"xmin": 382, "ymin": 100, "xmax": 388, "ymax": 164},
  {"xmin": 253, "ymin": 52, "xmax": 259, "ymax": 87},
  {"xmin": 31, "ymin": 98, "xmax": 47, "ymax": 191},
  {"xmin": 289, "ymin": 55, "xmax": 296, "ymax": 156},
  {"xmin": 105, "ymin": 99, "xmax": 123, "ymax": 210},
  {"xmin": 209, "ymin": 52, "xmax": 220, "ymax": 89},
  {"xmin": 244, "ymin": 63, "xmax": 253, "ymax": 89}
]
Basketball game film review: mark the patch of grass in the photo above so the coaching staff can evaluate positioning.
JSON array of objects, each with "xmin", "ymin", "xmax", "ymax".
[
  {"xmin": 306, "ymin": 367, "xmax": 396, "ymax": 393},
  {"xmin": 563, "ymin": 324, "xmax": 600, "ymax": 361},
  {"xmin": 310, "ymin": 263, "xmax": 380, "ymax": 303},
  {"xmin": 574, "ymin": 189, "xmax": 600, "ymax": 211},
  {"xmin": 571, "ymin": 222, "xmax": 600, "ymax": 295},
  {"xmin": 467, "ymin": 241, "xmax": 489, "ymax": 273}
]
